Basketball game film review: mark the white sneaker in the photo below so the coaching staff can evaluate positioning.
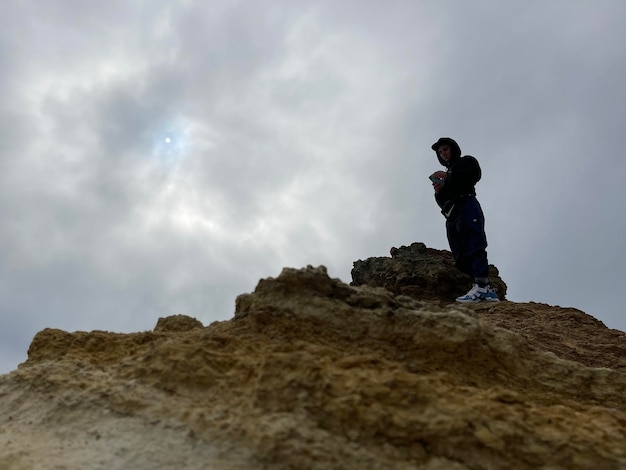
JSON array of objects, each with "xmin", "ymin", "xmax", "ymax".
[{"xmin": 456, "ymin": 284, "xmax": 499, "ymax": 303}]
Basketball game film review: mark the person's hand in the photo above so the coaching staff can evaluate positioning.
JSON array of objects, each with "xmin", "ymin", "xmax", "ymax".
[{"xmin": 431, "ymin": 171, "xmax": 447, "ymax": 193}]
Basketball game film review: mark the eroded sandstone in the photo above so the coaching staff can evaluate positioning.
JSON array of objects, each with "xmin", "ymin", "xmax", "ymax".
[
  {"xmin": 351, "ymin": 242, "xmax": 507, "ymax": 301},
  {"xmin": 1, "ymin": 263, "xmax": 625, "ymax": 469}
]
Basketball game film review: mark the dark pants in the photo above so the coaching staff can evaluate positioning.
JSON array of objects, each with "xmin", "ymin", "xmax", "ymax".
[{"xmin": 445, "ymin": 197, "xmax": 489, "ymax": 279}]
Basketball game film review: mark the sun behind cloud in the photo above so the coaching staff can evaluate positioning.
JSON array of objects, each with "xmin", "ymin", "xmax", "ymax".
[{"xmin": 149, "ymin": 119, "xmax": 191, "ymax": 165}]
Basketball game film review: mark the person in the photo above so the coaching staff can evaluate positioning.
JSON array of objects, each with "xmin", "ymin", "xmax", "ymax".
[{"xmin": 430, "ymin": 137, "xmax": 499, "ymax": 302}]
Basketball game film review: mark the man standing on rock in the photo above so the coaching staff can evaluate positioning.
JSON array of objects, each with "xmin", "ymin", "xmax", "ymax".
[{"xmin": 430, "ymin": 137, "xmax": 499, "ymax": 303}]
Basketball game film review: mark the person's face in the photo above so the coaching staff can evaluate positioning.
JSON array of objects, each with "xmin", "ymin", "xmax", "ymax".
[{"xmin": 437, "ymin": 144, "xmax": 451, "ymax": 162}]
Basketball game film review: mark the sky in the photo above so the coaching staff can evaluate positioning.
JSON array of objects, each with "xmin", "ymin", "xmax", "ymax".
[{"xmin": 1, "ymin": 0, "xmax": 625, "ymax": 374}]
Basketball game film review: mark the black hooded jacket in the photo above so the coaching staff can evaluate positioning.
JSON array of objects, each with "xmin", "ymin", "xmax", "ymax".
[{"xmin": 431, "ymin": 138, "xmax": 481, "ymax": 215}]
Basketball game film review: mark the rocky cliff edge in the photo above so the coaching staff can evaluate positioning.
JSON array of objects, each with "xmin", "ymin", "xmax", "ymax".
[{"xmin": 1, "ymin": 245, "xmax": 626, "ymax": 469}]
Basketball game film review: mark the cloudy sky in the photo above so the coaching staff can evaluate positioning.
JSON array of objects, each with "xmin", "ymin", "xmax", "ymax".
[{"xmin": 1, "ymin": 0, "xmax": 625, "ymax": 374}]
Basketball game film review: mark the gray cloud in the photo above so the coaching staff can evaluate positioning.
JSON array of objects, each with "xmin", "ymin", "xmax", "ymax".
[{"xmin": 1, "ymin": 1, "xmax": 626, "ymax": 373}]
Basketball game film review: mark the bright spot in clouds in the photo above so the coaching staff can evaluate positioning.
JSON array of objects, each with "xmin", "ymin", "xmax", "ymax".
[{"xmin": 150, "ymin": 119, "xmax": 190, "ymax": 164}]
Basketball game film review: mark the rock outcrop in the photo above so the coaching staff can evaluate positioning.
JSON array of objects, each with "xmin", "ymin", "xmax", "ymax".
[
  {"xmin": 351, "ymin": 242, "xmax": 507, "ymax": 301},
  {"xmin": 1, "ymin": 251, "xmax": 626, "ymax": 469}
]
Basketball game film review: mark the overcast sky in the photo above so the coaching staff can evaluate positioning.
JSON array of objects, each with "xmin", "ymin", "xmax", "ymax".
[{"xmin": 1, "ymin": 0, "xmax": 625, "ymax": 374}]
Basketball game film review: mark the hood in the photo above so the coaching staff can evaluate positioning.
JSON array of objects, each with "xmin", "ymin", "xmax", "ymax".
[{"xmin": 431, "ymin": 137, "xmax": 461, "ymax": 167}]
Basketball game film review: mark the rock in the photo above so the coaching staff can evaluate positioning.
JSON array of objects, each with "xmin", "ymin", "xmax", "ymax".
[
  {"xmin": 351, "ymin": 242, "xmax": 507, "ymax": 301},
  {"xmin": 1, "ymin": 265, "xmax": 625, "ymax": 469},
  {"xmin": 154, "ymin": 314, "xmax": 204, "ymax": 332}
]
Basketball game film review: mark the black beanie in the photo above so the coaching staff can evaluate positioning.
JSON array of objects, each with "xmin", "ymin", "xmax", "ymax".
[{"xmin": 431, "ymin": 137, "xmax": 461, "ymax": 159}]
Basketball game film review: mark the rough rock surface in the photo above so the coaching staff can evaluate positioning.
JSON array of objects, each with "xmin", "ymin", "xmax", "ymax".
[
  {"xmin": 1, "ymin": 260, "xmax": 626, "ymax": 469},
  {"xmin": 153, "ymin": 313, "xmax": 204, "ymax": 332},
  {"xmin": 351, "ymin": 242, "xmax": 507, "ymax": 301}
]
